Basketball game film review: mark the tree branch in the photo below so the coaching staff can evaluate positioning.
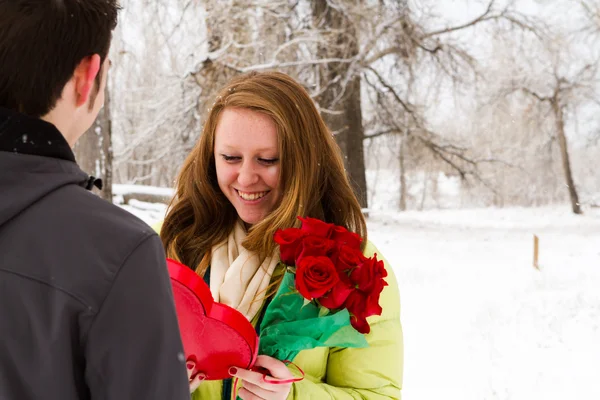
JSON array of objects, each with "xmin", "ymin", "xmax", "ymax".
[
  {"xmin": 422, "ymin": 0, "xmax": 495, "ymax": 38},
  {"xmin": 364, "ymin": 129, "xmax": 401, "ymax": 140},
  {"xmin": 521, "ymin": 87, "xmax": 551, "ymax": 103},
  {"xmin": 364, "ymin": 66, "xmax": 415, "ymax": 115}
]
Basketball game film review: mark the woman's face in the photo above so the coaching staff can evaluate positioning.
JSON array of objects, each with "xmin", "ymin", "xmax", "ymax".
[{"xmin": 214, "ymin": 107, "xmax": 282, "ymax": 226}]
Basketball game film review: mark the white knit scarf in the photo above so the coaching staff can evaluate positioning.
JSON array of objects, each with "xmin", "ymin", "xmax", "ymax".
[{"xmin": 209, "ymin": 221, "xmax": 279, "ymax": 322}]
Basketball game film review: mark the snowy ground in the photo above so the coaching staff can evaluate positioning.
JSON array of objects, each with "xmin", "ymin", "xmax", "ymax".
[
  {"xmin": 368, "ymin": 206, "xmax": 600, "ymax": 400},
  {"xmin": 122, "ymin": 193, "xmax": 600, "ymax": 400}
]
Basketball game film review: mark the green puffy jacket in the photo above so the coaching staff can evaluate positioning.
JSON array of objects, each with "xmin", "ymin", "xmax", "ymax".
[{"xmin": 154, "ymin": 222, "xmax": 403, "ymax": 399}]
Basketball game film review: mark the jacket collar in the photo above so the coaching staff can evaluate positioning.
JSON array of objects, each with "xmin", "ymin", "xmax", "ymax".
[{"xmin": 0, "ymin": 107, "xmax": 76, "ymax": 163}]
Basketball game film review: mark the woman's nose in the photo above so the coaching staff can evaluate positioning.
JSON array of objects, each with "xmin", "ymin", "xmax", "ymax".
[{"xmin": 237, "ymin": 161, "xmax": 259, "ymax": 186}]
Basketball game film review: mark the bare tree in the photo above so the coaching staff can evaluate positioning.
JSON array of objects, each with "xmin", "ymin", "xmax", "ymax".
[
  {"xmin": 110, "ymin": 0, "xmax": 207, "ymax": 187},
  {"xmin": 512, "ymin": 63, "xmax": 598, "ymax": 214},
  {"xmin": 74, "ymin": 88, "xmax": 113, "ymax": 201},
  {"xmin": 309, "ymin": 0, "xmax": 368, "ymax": 208},
  {"xmin": 579, "ymin": 0, "xmax": 600, "ymax": 37},
  {"xmin": 106, "ymin": 0, "xmax": 599, "ymax": 214},
  {"xmin": 359, "ymin": 0, "xmax": 544, "ymax": 209},
  {"xmin": 488, "ymin": 0, "xmax": 600, "ymax": 214}
]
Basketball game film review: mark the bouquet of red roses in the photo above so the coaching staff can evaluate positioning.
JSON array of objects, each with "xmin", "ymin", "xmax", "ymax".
[{"xmin": 258, "ymin": 216, "xmax": 388, "ymax": 362}]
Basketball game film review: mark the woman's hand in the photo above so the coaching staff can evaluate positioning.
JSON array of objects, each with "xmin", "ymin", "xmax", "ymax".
[
  {"xmin": 230, "ymin": 355, "xmax": 294, "ymax": 400},
  {"xmin": 186, "ymin": 360, "xmax": 205, "ymax": 393}
]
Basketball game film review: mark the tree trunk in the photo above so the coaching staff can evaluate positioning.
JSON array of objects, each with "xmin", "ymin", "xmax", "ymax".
[
  {"xmin": 419, "ymin": 166, "xmax": 429, "ymax": 211},
  {"xmin": 312, "ymin": 0, "xmax": 368, "ymax": 209},
  {"xmin": 552, "ymin": 99, "xmax": 582, "ymax": 214},
  {"xmin": 399, "ymin": 136, "xmax": 407, "ymax": 211},
  {"xmin": 74, "ymin": 88, "xmax": 113, "ymax": 202},
  {"xmin": 343, "ymin": 77, "xmax": 369, "ymax": 209}
]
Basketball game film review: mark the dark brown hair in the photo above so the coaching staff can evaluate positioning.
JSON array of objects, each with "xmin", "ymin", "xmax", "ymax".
[
  {"xmin": 161, "ymin": 71, "xmax": 367, "ymax": 276},
  {"xmin": 0, "ymin": 0, "xmax": 120, "ymax": 117}
]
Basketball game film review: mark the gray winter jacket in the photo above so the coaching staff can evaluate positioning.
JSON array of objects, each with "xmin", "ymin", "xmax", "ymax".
[{"xmin": 0, "ymin": 107, "xmax": 190, "ymax": 400}]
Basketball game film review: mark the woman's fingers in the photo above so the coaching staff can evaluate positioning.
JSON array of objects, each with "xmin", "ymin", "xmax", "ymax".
[
  {"xmin": 231, "ymin": 367, "xmax": 274, "ymax": 389},
  {"xmin": 189, "ymin": 372, "xmax": 205, "ymax": 393},
  {"xmin": 186, "ymin": 361, "xmax": 195, "ymax": 380},
  {"xmin": 231, "ymin": 356, "xmax": 294, "ymax": 399},
  {"xmin": 253, "ymin": 355, "xmax": 294, "ymax": 379},
  {"xmin": 231, "ymin": 356, "xmax": 292, "ymax": 387},
  {"xmin": 186, "ymin": 360, "xmax": 205, "ymax": 393},
  {"xmin": 242, "ymin": 380, "xmax": 284, "ymax": 398},
  {"xmin": 238, "ymin": 386, "xmax": 261, "ymax": 400},
  {"xmin": 238, "ymin": 381, "xmax": 292, "ymax": 400}
]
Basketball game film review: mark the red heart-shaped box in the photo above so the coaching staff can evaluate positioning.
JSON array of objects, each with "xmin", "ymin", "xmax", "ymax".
[{"xmin": 167, "ymin": 258, "xmax": 259, "ymax": 380}]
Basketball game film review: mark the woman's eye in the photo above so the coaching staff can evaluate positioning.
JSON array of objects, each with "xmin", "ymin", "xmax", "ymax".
[
  {"xmin": 259, "ymin": 158, "xmax": 279, "ymax": 165},
  {"xmin": 221, "ymin": 155, "xmax": 241, "ymax": 162}
]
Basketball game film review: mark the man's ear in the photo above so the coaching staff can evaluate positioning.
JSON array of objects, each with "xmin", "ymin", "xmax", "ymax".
[{"xmin": 74, "ymin": 54, "xmax": 101, "ymax": 107}]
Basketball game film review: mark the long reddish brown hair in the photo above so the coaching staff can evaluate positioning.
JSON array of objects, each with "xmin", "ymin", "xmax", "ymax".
[{"xmin": 161, "ymin": 71, "xmax": 366, "ymax": 276}]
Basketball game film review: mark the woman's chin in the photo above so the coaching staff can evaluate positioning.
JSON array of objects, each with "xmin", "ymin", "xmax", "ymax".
[
  {"xmin": 234, "ymin": 205, "xmax": 272, "ymax": 227},
  {"xmin": 238, "ymin": 214, "xmax": 263, "ymax": 227}
]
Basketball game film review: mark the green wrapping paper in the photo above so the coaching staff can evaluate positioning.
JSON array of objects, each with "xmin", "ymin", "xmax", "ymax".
[{"xmin": 258, "ymin": 269, "xmax": 368, "ymax": 362}]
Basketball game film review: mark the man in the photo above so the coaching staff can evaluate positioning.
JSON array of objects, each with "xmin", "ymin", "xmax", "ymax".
[{"xmin": 0, "ymin": 1, "xmax": 192, "ymax": 398}]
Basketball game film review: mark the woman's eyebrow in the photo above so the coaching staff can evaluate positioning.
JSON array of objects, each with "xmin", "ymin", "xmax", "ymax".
[{"xmin": 218, "ymin": 145, "xmax": 277, "ymax": 153}]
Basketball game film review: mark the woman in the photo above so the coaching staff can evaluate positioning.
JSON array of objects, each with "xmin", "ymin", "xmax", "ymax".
[{"xmin": 159, "ymin": 71, "xmax": 403, "ymax": 399}]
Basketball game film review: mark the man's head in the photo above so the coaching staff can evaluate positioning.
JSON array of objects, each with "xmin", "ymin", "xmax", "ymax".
[{"xmin": 0, "ymin": 0, "xmax": 120, "ymax": 145}]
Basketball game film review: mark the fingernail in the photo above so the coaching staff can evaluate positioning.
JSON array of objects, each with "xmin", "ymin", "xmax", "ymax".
[
  {"xmin": 187, "ymin": 362, "xmax": 194, "ymax": 370},
  {"xmin": 198, "ymin": 373, "xmax": 206, "ymax": 381},
  {"xmin": 228, "ymin": 367, "xmax": 237, "ymax": 376}
]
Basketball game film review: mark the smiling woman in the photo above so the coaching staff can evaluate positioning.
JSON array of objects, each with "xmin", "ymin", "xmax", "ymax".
[
  {"xmin": 158, "ymin": 71, "xmax": 403, "ymax": 400},
  {"xmin": 214, "ymin": 107, "xmax": 282, "ymax": 226}
]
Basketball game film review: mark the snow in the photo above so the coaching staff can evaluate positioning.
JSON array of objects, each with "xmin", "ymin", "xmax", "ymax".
[
  {"xmin": 113, "ymin": 184, "xmax": 175, "ymax": 197},
  {"xmin": 120, "ymin": 192, "xmax": 600, "ymax": 399},
  {"xmin": 119, "ymin": 199, "xmax": 169, "ymax": 226},
  {"xmin": 368, "ymin": 207, "xmax": 600, "ymax": 400}
]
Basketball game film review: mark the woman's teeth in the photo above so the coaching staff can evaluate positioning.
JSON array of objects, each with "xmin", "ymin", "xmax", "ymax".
[{"xmin": 237, "ymin": 190, "xmax": 268, "ymax": 201}]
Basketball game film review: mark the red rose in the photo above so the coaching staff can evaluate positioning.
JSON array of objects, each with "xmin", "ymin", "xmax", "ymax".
[
  {"xmin": 335, "ymin": 244, "xmax": 367, "ymax": 274},
  {"xmin": 344, "ymin": 291, "xmax": 372, "ymax": 334},
  {"xmin": 318, "ymin": 279, "xmax": 353, "ymax": 309},
  {"xmin": 274, "ymin": 228, "xmax": 307, "ymax": 265},
  {"xmin": 345, "ymin": 289, "xmax": 382, "ymax": 334},
  {"xmin": 343, "ymin": 254, "xmax": 388, "ymax": 334},
  {"xmin": 298, "ymin": 216, "xmax": 334, "ymax": 238},
  {"xmin": 330, "ymin": 225, "xmax": 362, "ymax": 248},
  {"xmin": 363, "ymin": 279, "xmax": 385, "ymax": 318},
  {"xmin": 349, "ymin": 254, "xmax": 388, "ymax": 293},
  {"xmin": 316, "ymin": 245, "xmax": 359, "ymax": 310},
  {"xmin": 350, "ymin": 255, "xmax": 387, "ymax": 319},
  {"xmin": 295, "ymin": 256, "xmax": 340, "ymax": 300},
  {"xmin": 296, "ymin": 235, "xmax": 337, "ymax": 261}
]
